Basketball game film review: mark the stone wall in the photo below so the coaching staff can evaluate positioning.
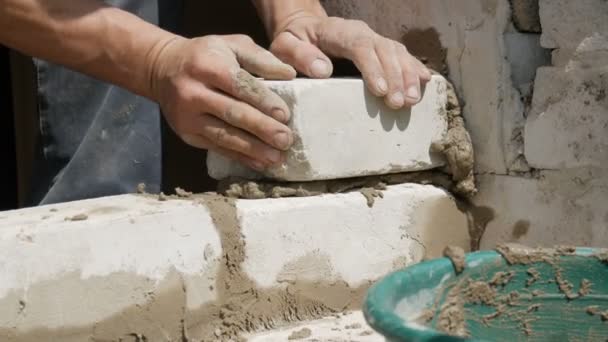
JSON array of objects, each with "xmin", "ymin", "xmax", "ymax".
[{"xmin": 321, "ymin": 0, "xmax": 608, "ymax": 247}]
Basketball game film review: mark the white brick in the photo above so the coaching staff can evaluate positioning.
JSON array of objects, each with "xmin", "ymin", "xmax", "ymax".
[
  {"xmin": 525, "ymin": 67, "xmax": 608, "ymax": 169},
  {"xmin": 207, "ymin": 76, "xmax": 448, "ymax": 181},
  {"xmin": 0, "ymin": 184, "xmax": 469, "ymax": 341},
  {"xmin": 237, "ymin": 184, "xmax": 470, "ymax": 288}
]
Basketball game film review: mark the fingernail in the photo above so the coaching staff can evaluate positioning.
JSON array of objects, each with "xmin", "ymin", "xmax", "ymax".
[
  {"xmin": 406, "ymin": 86, "xmax": 420, "ymax": 100},
  {"xmin": 250, "ymin": 160, "xmax": 266, "ymax": 171},
  {"xmin": 266, "ymin": 149, "xmax": 282, "ymax": 163},
  {"xmin": 274, "ymin": 132, "xmax": 292, "ymax": 150},
  {"xmin": 390, "ymin": 92, "xmax": 405, "ymax": 107},
  {"xmin": 272, "ymin": 108, "xmax": 288, "ymax": 122},
  {"xmin": 376, "ymin": 78, "xmax": 388, "ymax": 93},
  {"xmin": 310, "ymin": 59, "xmax": 330, "ymax": 78}
]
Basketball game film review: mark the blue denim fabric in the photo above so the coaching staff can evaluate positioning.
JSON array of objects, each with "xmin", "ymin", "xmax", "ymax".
[{"xmin": 29, "ymin": 0, "xmax": 182, "ymax": 205}]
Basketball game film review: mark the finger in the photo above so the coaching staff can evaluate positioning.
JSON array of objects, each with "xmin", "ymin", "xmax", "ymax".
[
  {"xmin": 270, "ymin": 31, "xmax": 333, "ymax": 78},
  {"xmin": 334, "ymin": 38, "xmax": 388, "ymax": 96},
  {"xmin": 224, "ymin": 34, "xmax": 296, "ymax": 80},
  {"xmin": 196, "ymin": 87, "xmax": 293, "ymax": 151},
  {"xmin": 196, "ymin": 113, "xmax": 284, "ymax": 166},
  {"xmin": 397, "ymin": 45, "xmax": 423, "ymax": 106},
  {"xmin": 314, "ymin": 19, "xmax": 388, "ymax": 96},
  {"xmin": 416, "ymin": 58, "xmax": 433, "ymax": 83},
  {"xmin": 376, "ymin": 40, "xmax": 406, "ymax": 109},
  {"xmin": 197, "ymin": 62, "xmax": 291, "ymax": 124},
  {"xmin": 181, "ymin": 134, "xmax": 266, "ymax": 171}
]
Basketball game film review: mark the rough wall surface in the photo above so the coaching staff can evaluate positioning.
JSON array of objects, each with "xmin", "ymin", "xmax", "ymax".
[{"xmin": 321, "ymin": 0, "xmax": 608, "ymax": 248}]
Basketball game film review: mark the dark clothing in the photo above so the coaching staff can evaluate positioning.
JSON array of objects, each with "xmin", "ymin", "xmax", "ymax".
[{"xmin": 28, "ymin": 0, "xmax": 182, "ymax": 205}]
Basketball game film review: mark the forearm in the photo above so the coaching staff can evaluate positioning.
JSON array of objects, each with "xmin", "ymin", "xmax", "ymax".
[
  {"xmin": 0, "ymin": 0, "xmax": 180, "ymax": 99},
  {"xmin": 252, "ymin": 0, "xmax": 327, "ymax": 38}
]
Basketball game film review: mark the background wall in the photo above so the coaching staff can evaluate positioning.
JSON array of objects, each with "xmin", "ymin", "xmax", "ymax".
[{"xmin": 320, "ymin": 0, "xmax": 608, "ymax": 247}]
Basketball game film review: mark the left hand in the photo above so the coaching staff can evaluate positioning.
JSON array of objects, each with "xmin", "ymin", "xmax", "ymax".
[{"xmin": 269, "ymin": 15, "xmax": 432, "ymax": 109}]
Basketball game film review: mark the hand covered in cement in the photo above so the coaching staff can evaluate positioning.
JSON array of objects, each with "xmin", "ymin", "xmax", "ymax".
[
  {"xmin": 149, "ymin": 35, "xmax": 297, "ymax": 170},
  {"xmin": 269, "ymin": 16, "xmax": 432, "ymax": 109}
]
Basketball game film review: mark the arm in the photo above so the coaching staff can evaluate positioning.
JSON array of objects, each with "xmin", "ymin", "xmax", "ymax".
[
  {"xmin": 0, "ymin": 0, "xmax": 176, "ymax": 99},
  {"xmin": 253, "ymin": 0, "xmax": 432, "ymax": 109},
  {"xmin": 0, "ymin": 0, "xmax": 297, "ymax": 170}
]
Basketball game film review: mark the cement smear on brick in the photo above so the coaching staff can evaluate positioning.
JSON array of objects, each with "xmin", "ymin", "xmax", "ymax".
[
  {"xmin": 431, "ymin": 81, "xmax": 476, "ymax": 198},
  {"xmin": 191, "ymin": 195, "xmax": 370, "ymax": 341}
]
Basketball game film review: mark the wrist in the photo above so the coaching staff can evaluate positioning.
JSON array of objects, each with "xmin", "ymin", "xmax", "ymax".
[{"xmin": 143, "ymin": 35, "xmax": 184, "ymax": 102}]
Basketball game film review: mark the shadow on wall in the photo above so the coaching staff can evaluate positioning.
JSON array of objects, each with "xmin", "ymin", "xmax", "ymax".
[
  {"xmin": 0, "ymin": 46, "xmax": 18, "ymax": 210},
  {"xmin": 364, "ymin": 88, "xmax": 411, "ymax": 132}
]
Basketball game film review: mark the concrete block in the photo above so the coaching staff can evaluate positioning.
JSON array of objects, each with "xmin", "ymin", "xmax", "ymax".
[
  {"xmin": 525, "ymin": 67, "xmax": 608, "ymax": 169},
  {"xmin": 0, "ymin": 183, "xmax": 469, "ymax": 341},
  {"xmin": 539, "ymin": 0, "xmax": 608, "ymax": 50},
  {"xmin": 476, "ymin": 171, "xmax": 608, "ymax": 250},
  {"xmin": 207, "ymin": 76, "xmax": 448, "ymax": 181}
]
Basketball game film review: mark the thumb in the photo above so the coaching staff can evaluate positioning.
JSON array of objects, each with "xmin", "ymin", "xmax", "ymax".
[{"xmin": 270, "ymin": 32, "xmax": 333, "ymax": 78}]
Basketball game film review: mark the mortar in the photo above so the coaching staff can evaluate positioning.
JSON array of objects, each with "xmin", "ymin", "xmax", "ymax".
[{"xmin": 363, "ymin": 245, "xmax": 608, "ymax": 341}]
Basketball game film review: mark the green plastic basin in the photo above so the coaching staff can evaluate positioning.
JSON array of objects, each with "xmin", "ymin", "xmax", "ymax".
[{"xmin": 364, "ymin": 247, "xmax": 608, "ymax": 342}]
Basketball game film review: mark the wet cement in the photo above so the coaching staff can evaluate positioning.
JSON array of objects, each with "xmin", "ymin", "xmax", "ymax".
[{"xmin": 443, "ymin": 246, "xmax": 466, "ymax": 274}]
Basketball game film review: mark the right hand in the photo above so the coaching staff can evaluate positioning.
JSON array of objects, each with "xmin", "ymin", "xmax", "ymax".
[{"xmin": 148, "ymin": 34, "xmax": 297, "ymax": 171}]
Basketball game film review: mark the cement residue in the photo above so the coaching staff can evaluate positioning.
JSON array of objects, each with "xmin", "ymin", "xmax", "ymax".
[
  {"xmin": 197, "ymin": 194, "xmax": 369, "ymax": 341},
  {"xmin": 443, "ymin": 246, "xmax": 466, "ymax": 274},
  {"xmin": 429, "ymin": 245, "xmax": 605, "ymax": 338},
  {"xmin": 359, "ymin": 182, "xmax": 387, "ymax": 208},
  {"xmin": 579, "ymin": 279, "xmax": 592, "ymax": 296},
  {"xmin": 495, "ymin": 244, "xmax": 575, "ymax": 265},
  {"xmin": 430, "ymin": 81, "xmax": 476, "ymax": 199},
  {"xmin": 287, "ymin": 327, "xmax": 312, "ymax": 340},
  {"xmin": 463, "ymin": 280, "xmax": 497, "ymax": 305},
  {"xmin": 175, "ymin": 187, "xmax": 193, "ymax": 198},
  {"xmin": 435, "ymin": 269, "xmax": 533, "ymax": 337},
  {"xmin": 344, "ymin": 323, "xmax": 362, "ymax": 329},
  {"xmin": 437, "ymin": 285, "xmax": 467, "ymax": 337},
  {"xmin": 219, "ymin": 171, "xmax": 460, "ymax": 205},
  {"xmin": 526, "ymin": 268, "xmax": 541, "ymax": 286},
  {"xmin": 136, "ymin": 183, "xmax": 146, "ymax": 194},
  {"xmin": 65, "ymin": 213, "xmax": 88, "ymax": 221}
]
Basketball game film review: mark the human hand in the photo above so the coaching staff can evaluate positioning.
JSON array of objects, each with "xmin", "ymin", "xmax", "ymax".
[
  {"xmin": 148, "ymin": 35, "xmax": 297, "ymax": 170},
  {"xmin": 269, "ymin": 16, "xmax": 432, "ymax": 109}
]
